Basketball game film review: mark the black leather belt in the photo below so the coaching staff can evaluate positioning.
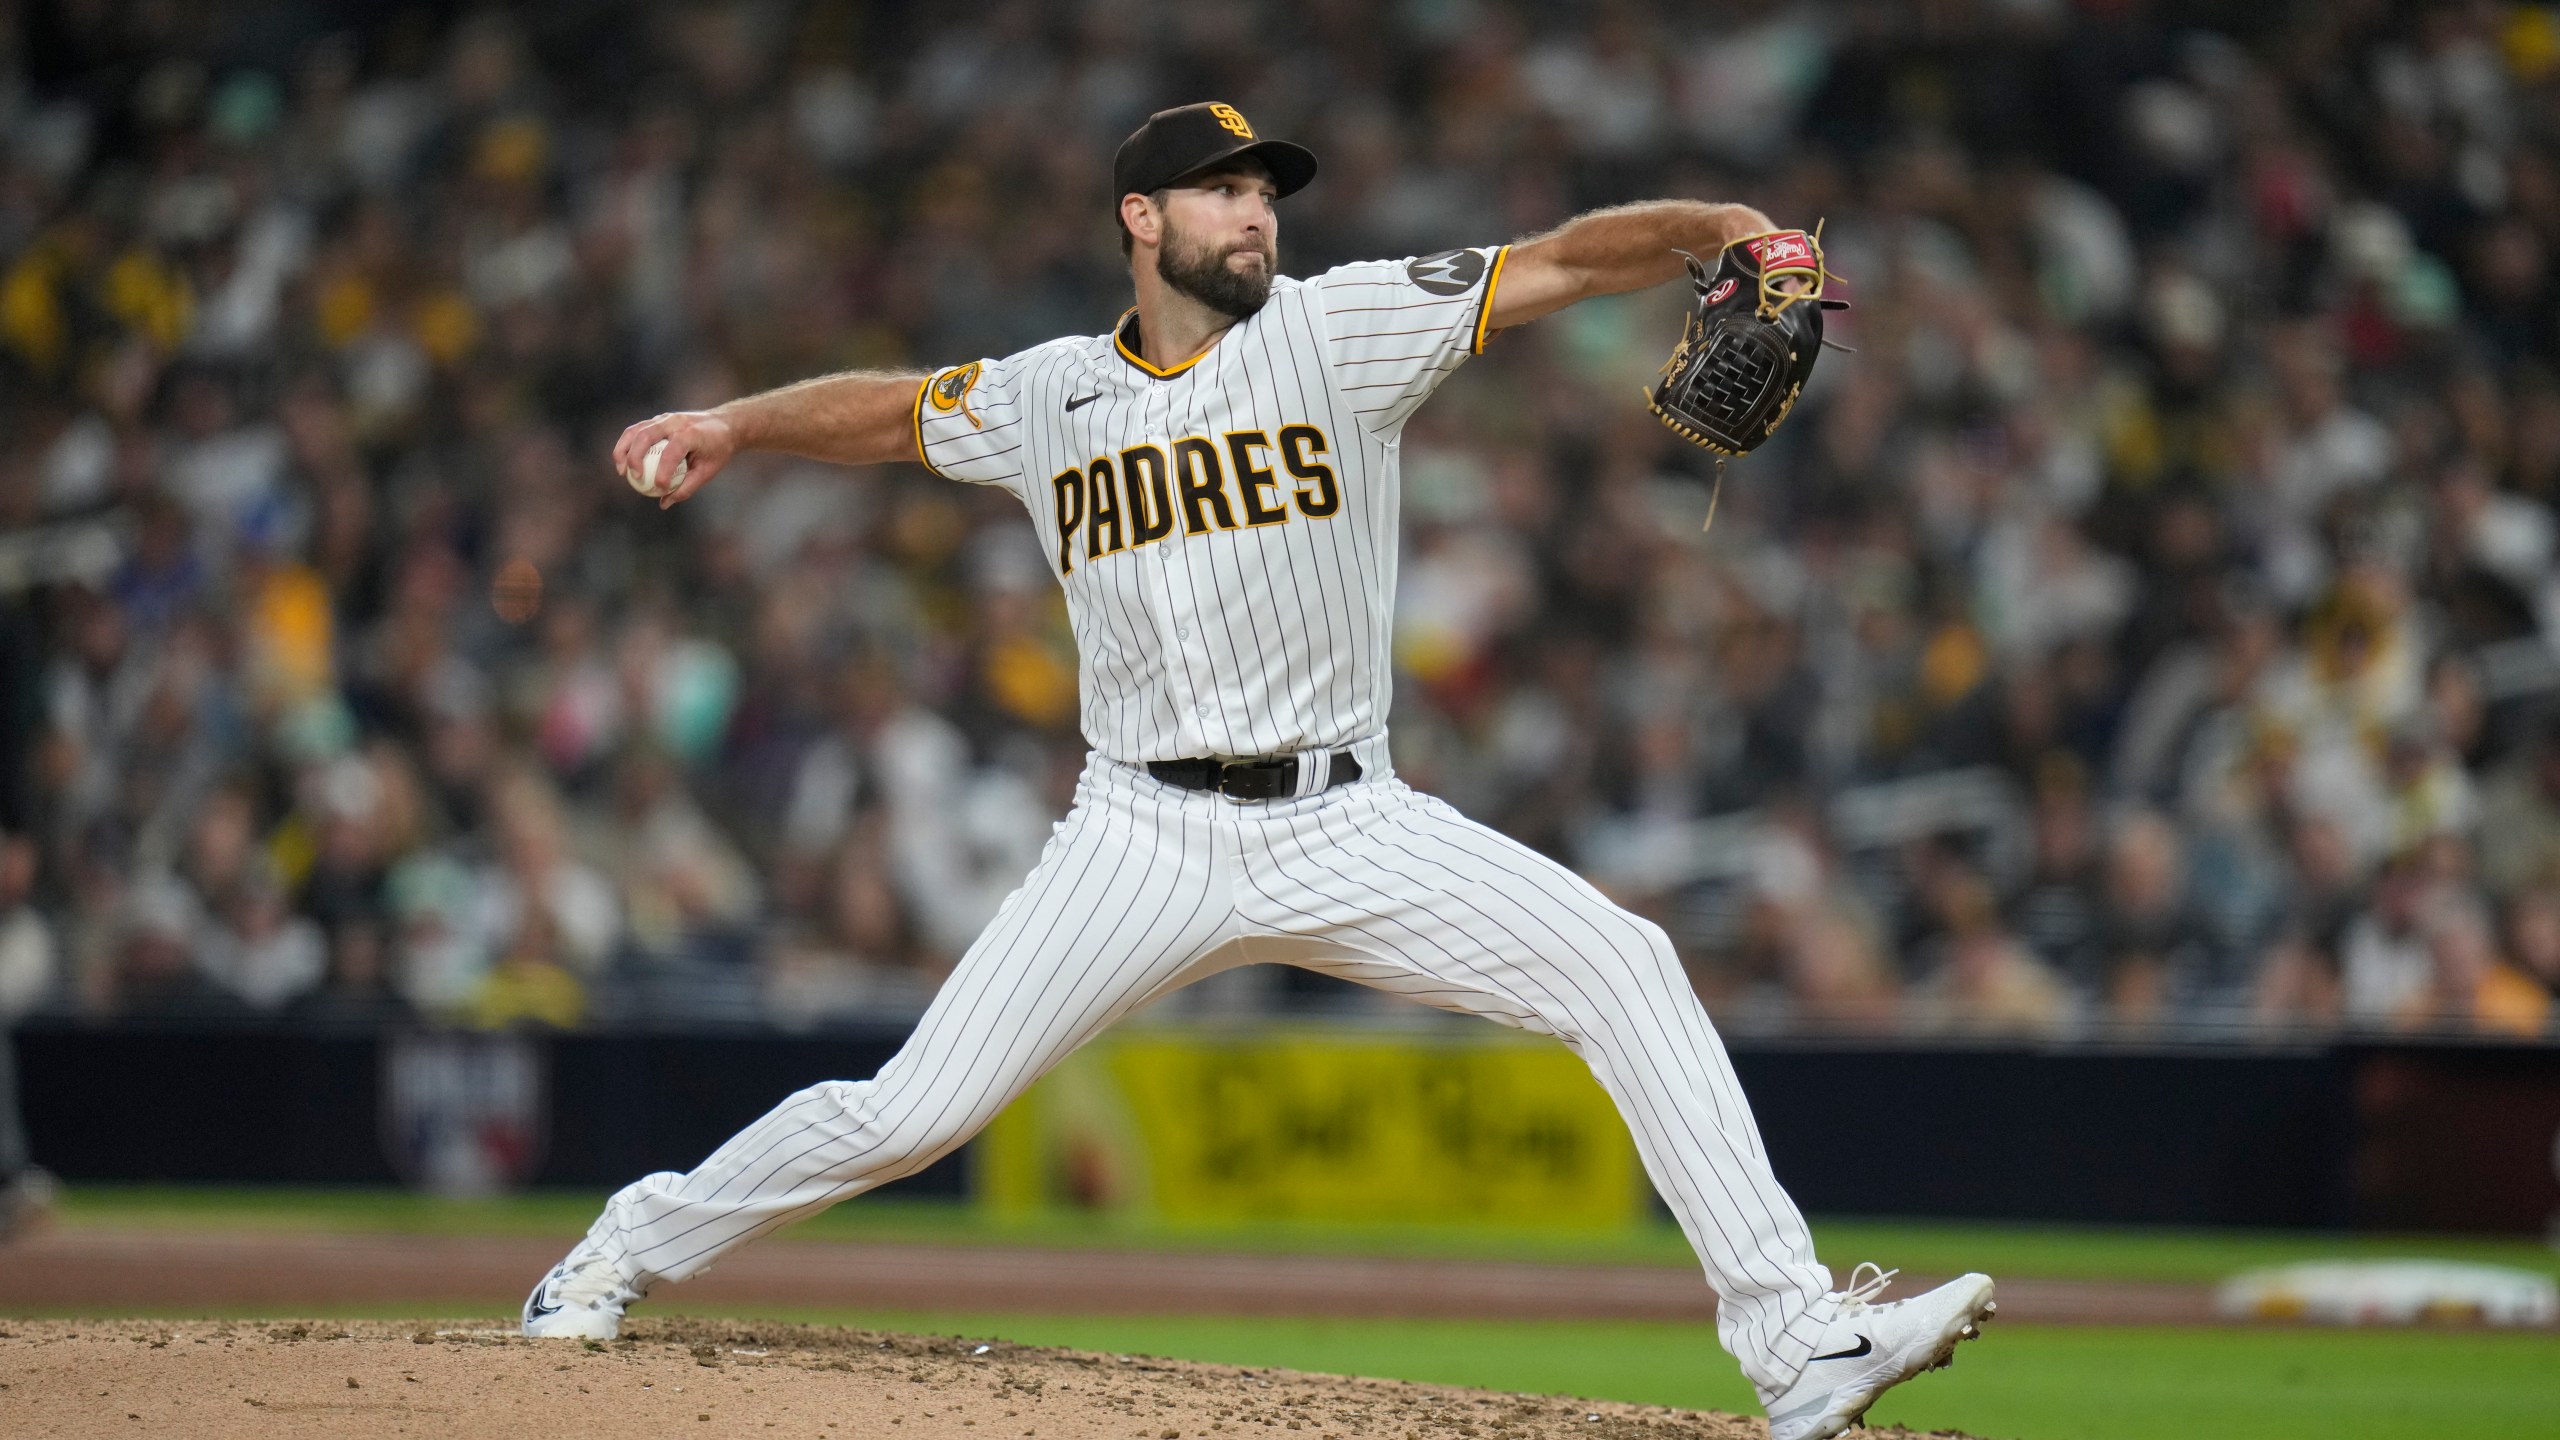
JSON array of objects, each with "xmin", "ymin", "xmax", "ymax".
[{"xmin": 1147, "ymin": 749, "xmax": 1363, "ymax": 801}]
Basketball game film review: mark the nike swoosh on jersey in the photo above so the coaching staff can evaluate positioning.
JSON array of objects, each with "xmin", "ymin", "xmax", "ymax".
[{"xmin": 1065, "ymin": 393, "xmax": 1102, "ymax": 412}]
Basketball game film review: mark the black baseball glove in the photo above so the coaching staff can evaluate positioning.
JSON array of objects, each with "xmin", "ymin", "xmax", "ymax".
[{"xmin": 1647, "ymin": 227, "xmax": 1846, "ymax": 457}]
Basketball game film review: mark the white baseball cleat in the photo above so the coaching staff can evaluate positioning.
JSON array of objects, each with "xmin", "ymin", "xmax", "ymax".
[
  {"xmin": 521, "ymin": 1240, "xmax": 646, "ymax": 1340},
  {"xmin": 1762, "ymin": 1264, "xmax": 1996, "ymax": 1440}
]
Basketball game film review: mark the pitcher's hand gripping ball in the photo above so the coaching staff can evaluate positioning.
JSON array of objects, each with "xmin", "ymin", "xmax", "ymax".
[
  {"xmin": 1647, "ymin": 227, "xmax": 1847, "ymax": 459},
  {"xmin": 628, "ymin": 438, "xmax": 688, "ymax": 498}
]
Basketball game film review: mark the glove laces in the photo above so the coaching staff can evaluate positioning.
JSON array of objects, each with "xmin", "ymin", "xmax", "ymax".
[{"xmin": 1838, "ymin": 1263, "xmax": 1900, "ymax": 1310}]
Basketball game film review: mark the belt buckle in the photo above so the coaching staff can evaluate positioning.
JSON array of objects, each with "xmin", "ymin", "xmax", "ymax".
[{"xmin": 1217, "ymin": 756, "xmax": 1294, "ymax": 802}]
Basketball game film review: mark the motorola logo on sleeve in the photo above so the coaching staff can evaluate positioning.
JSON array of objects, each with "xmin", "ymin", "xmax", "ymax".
[{"xmin": 1406, "ymin": 249, "xmax": 1487, "ymax": 296}]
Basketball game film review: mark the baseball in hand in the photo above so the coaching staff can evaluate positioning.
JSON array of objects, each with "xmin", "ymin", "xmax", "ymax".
[{"xmin": 631, "ymin": 438, "xmax": 688, "ymax": 498}]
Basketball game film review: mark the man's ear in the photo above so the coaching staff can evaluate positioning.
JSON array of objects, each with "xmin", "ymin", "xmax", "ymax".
[{"xmin": 1121, "ymin": 192, "xmax": 1161, "ymax": 251}]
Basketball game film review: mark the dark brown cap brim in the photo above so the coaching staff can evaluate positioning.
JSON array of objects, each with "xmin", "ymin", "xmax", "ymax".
[{"xmin": 1142, "ymin": 138, "xmax": 1319, "ymax": 200}]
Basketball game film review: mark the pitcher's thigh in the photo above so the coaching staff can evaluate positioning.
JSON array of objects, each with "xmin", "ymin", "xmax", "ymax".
[
  {"xmin": 882, "ymin": 805, "xmax": 1237, "ymax": 1137},
  {"xmin": 1250, "ymin": 790, "xmax": 1704, "ymax": 1046},
  {"xmin": 623, "ymin": 797, "xmax": 1237, "ymax": 1255}
]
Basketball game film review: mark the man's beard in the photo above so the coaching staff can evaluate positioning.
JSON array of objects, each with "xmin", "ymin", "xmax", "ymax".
[{"xmin": 1157, "ymin": 220, "xmax": 1275, "ymax": 320}]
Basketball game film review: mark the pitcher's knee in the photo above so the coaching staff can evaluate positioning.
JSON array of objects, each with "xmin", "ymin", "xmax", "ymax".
[
  {"xmin": 1628, "ymin": 911, "xmax": 1674, "ymax": 953},
  {"xmin": 1606, "ymin": 912, "xmax": 1706, "ymax": 1005},
  {"xmin": 808, "ymin": 1079, "xmax": 975, "ymax": 1182}
]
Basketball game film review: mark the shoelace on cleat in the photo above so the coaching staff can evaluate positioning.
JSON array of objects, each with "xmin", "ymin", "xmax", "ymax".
[{"xmin": 1837, "ymin": 1263, "xmax": 1900, "ymax": 1312}]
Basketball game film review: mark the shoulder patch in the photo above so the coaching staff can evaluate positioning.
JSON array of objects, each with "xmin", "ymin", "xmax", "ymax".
[
  {"xmin": 927, "ymin": 362, "xmax": 984, "ymax": 427},
  {"xmin": 1405, "ymin": 249, "xmax": 1487, "ymax": 297}
]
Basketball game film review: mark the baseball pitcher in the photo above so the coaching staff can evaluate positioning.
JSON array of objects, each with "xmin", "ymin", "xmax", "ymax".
[{"xmin": 525, "ymin": 102, "xmax": 1992, "ymax": 1440}]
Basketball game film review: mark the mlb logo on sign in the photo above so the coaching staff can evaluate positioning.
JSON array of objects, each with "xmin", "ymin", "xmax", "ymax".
[
  {"xmin": 1748, "ymin": 232, "xmax": 1816, "ymax": 270},
  {"xmin": 381, "ymin": 1031, "xmax": 547, "ymax": 1197}
]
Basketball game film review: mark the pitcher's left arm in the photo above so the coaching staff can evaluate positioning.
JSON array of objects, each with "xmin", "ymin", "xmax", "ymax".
[{"xmin": 1483, "ymin": 201, "xmax": 1782, "ymax": 333}]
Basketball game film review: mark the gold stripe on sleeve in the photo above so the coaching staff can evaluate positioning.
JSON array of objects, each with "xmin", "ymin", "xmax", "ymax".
[
  {"xmin": 912, "ymin": 374, "xmax": 949, "ymax": 479},
  {"xmin": 1470, "ymin": 245, "xmax": 1511, "ymax": 355}
]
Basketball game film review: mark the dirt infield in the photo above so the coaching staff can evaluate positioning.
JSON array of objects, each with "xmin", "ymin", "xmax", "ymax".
[
  {"xmin": 0, "ymin": 1226, "xmax": 2213, "ymax": 1325},
  {"xmin": 0, "ymin": 1318, "xmax": 1998, "ymax": 1440}
]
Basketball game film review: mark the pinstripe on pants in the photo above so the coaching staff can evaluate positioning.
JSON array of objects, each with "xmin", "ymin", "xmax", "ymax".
[{"xmin": 582, "ymin": 737, "xmax": 1836, "ymax": 1395}]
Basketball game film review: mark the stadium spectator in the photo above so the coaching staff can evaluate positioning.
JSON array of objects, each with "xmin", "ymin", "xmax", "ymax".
[
  {"xmin": 483, "ymin": 766, "xmax": 619, "ymax": 981},
  {"xmin": 1778, "ymin": 908, "xmax": 1901, "ymax": 1037},
  {"xmin": 103, "ymin": 873, "xmax": 249, "ymax": 1021},
  {"xmin": 2506, "ymin": 883, "xmax": 2560, "ymax": 1001},
  {"xmin": 199, "ymin": 858, "xmax": 328, "ymax": 1012},
  {"xmin": 759, "ymin": 810, "xmax": 937, "ymax": 1030},
  {"xmin": 463, "ymin": 904, "xmax": 586, "ymax": 1032},
  {"xmin": 593, "ymin": 741, "xmax": 759, "ymax": 967},
  {"xmin": 2477, "ymin": 713, "xmax": 2560, "ymax": 898},
  {"xmin": 2005, "ymin": 758, "xmax": 2103, "ymax": 985},
  {"xmin": 289, "ymin": 916, "xmax": 414, "ymax": 1028},
  {"xmin": 2340, "ymin": 856, "xmax": 2440, "ymax": 1028},
  {"xmin": 1905, "ymin": 871, "xmax": 2070, "ymax": 1038},
  {"xmin": 2396, "ymin": 897, "xmax": 2552, "ymax": 1037},
  {"xmin": 2248, "ymin": 815, "xmax": 2361, "ymax": 1031},
  {"xmin": 2089, "ymin": 809, "xmax": 2214, "ymax": 1025}
]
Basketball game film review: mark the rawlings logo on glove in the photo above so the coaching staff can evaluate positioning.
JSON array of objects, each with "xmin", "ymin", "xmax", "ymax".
[{"xmin": 1745, "ymin": 230, "xmax": 1818, "ymax": 270}]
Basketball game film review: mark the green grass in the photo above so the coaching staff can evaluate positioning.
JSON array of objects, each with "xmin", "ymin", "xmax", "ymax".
[{"xmin": 57, "ymin": 1185, "xmax": 2560, "ymax": 1284}]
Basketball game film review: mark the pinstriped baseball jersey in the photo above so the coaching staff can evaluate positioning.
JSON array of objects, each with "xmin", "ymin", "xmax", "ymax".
[{"xmin": 914, "ymin": 246, "xmax": 1510, "ymax": 763}]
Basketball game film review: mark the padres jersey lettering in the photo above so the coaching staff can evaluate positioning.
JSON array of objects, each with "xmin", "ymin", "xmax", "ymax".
[{"xmin": 914, "ymin": 248, "xmax": 1510, "ymax": 763}]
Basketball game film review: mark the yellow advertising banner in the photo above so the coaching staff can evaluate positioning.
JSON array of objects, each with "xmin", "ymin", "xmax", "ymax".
[{"xmin": 978, "ymin": 1026, "xmax": 1646, "ymax": 1228}]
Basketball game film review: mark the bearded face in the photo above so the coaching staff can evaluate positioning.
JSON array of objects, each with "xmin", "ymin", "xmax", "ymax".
[{"xmin": 1154, "ymin": 208, "xmax": 1276, "ymax": 320}]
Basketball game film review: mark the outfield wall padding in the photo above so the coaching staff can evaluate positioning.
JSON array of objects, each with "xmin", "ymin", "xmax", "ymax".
[
  {"xmin": 1725, "ymin": 1043, "xmax": 2360, "ymax": 1229},
  {"xmin": 12, "ymin": 1022, "xmax": 2556, "ymax": 1231},
  {"xmin": 10, "ymin": 1022, "xmax": 967, "ymax": 1200}
]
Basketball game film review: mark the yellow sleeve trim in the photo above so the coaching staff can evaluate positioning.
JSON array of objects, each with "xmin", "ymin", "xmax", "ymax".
[
  {"xmin": 1470, "ymin": 245, "xmax": 1511, "ymax": 355},
  {"xmin": 912, "ymin": 373, "xmax": 949, "ymax": 479}
]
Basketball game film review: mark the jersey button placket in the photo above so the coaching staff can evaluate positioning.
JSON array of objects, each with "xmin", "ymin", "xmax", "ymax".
[
  {"xmin": 1172, "ymin": 595, "xmax": 1209, "ymax": 726},
  {"xmin": 1146, "ymin": 519, "xmax": 1205, "ymax": 751}
]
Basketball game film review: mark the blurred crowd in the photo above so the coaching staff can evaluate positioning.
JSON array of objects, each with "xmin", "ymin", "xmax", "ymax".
[{"xmin": 6, "ymin": 0, "xmax": 2560, "ymax": 1042}]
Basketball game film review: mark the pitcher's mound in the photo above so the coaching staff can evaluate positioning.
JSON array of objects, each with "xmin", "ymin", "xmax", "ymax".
[{"xmin": 0, "ymin": 1318, "xmax": 1986, "ymax": 1439}]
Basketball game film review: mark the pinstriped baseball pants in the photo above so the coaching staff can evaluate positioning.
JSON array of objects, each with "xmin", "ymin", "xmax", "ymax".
[{"xmin": 581, "ymin": 736, "xmax": 1837, "ymax": 1395}]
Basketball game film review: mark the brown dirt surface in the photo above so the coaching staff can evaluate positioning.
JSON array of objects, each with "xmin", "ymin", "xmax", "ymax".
[{"xmin": 0, "ymin": 1318, "xmax": 1996, "ymax": 1440}]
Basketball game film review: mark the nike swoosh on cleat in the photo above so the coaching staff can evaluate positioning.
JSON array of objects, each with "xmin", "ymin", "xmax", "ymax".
[
  {"xmin": 1065, "ymin": 393, "xmax": 1102, "ymax": 412},
  {"xmin": 527, "ymin": 1281, "xmax": 562, "ymax": 1318},
  {"xmin": 1809, "ymin": 1335, "xmax": 1873, "ymax": 1362}
]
